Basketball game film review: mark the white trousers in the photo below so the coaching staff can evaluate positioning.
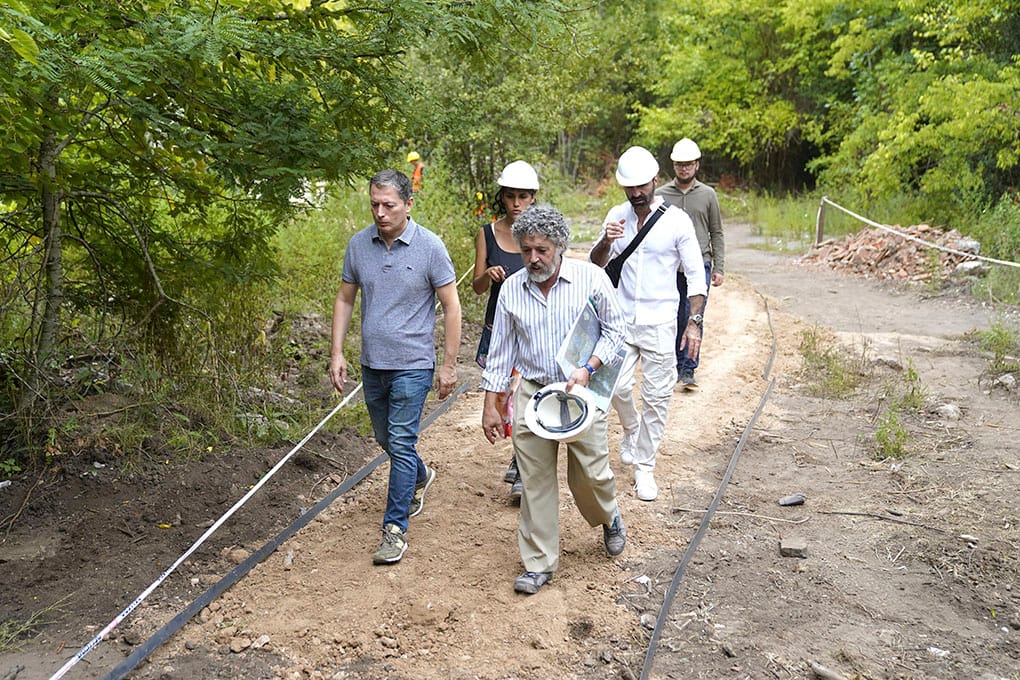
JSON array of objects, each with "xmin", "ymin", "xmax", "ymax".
[{"xmin": 611, "ymin": 320, "xmax": 678, "ymax": 472}]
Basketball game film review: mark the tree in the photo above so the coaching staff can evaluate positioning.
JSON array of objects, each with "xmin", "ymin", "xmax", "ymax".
[
  {"xmin": 0, "ymin": 0, "xmax": 566, "ymax": 449},
  {"xmin": 633, "ymin": 0, "xmax": 1020, "ymax": 221},
  {"xmin": 407, "ymin": 0, "xmax": 663, "ymax": 202},
  {"xmin": 810, "ymin": 0, "xmax": 1020, "ymax": 222},
  {"xmin": 634, "ymin": 0, "xmax": 815, "ymax": 187}
]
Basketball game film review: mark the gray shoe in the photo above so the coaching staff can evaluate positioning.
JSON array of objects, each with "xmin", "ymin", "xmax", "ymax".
[
  {"xmin": 509, "ymin": 475, "xmax": 523, "ymax": 504},
  {"xmin": 603, "ymin": 509, "xmax": 626, "ymax": 556},
  {"xmin": 514, "ymin": 571, "xmax": 552, "ymax": 594},
  {"xmin": 409, "ymin": 466, "xmax": 436, "ymax": 518},
  {"xmin": 503, "ymin": 455, "xmax": 519, "ymax": 484},
  {"xmin": 679, "ymin": 369, "xmax": 698, "ymax": 389},
  {"xmin": 372, "ymin": 523, "xmax": 407, "ymax": 564}
]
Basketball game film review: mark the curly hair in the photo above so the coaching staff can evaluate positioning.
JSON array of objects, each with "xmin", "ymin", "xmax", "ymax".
[
  {"xmin": 491, "ymin": 186, "xmax": 537, "ymax": 217},
  {"xmin": 510, "ymin": 204, "xmax": 570, "ymax": 250}
]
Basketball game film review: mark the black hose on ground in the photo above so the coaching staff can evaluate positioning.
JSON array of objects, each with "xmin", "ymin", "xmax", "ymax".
[{"xmin": 105, "ymin": 382, "xmax": 471, "ymax": 680}]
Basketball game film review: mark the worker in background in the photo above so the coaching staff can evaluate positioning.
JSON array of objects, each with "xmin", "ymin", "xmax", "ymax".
[{"xmin": 407, "ymin": 151, "xmax": 425, "ymax": 193}]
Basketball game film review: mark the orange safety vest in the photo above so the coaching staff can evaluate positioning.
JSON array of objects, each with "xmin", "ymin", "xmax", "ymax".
[{"xmin": 411, "ymin": 162, "xmax": 424, "ymax": 192}]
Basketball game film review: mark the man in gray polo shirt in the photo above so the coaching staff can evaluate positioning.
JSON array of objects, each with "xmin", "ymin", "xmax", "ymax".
[{"xmin": 329, "ymin": 168, "xmax": 462, "ymax": 565}]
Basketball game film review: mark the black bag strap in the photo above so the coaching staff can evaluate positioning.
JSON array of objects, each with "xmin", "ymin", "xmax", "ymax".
[{"xmin": 608, "ymin": 200, "xmax": 670, "ymax": 270}]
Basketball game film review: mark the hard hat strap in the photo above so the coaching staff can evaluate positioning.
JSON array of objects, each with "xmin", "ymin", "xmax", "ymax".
[{"xmin": 532, "ymin": 389, "xmax": 589, "ymax": 433}]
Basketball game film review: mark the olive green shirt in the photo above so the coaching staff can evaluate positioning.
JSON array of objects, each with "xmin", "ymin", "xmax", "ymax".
[{"xmin": 656, "ymin": 179, "xmax": 725, "ymax": 274}]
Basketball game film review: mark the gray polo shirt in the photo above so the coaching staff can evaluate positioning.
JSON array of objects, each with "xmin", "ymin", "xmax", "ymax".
[{"xmin": 342, "ymin": 217, "xmax": 456, "ymax": 370}]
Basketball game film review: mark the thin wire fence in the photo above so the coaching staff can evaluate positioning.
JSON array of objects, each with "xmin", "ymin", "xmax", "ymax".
[{"xmin": 816, "ymin": 196, "xmax": 1020, "ymax": 270}]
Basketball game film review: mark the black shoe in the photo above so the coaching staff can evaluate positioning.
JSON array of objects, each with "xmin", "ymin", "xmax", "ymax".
[{"xmin": 514, "ymin": 571, "xmax": 552, "ymax": 594}]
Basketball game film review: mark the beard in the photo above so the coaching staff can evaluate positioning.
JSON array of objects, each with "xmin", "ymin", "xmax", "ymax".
[
  {"xmin": 628, "ymin": 191, "xmax": 652, "ymax": 209},
  {"xmin": 527, "ymin": 252, "xmax": 561, "ymax": 284}
]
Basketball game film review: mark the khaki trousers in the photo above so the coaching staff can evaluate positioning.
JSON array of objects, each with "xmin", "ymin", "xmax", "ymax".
[{"xmin": 513, "ymin": 379, "xmax": 620, "ymax": 573}]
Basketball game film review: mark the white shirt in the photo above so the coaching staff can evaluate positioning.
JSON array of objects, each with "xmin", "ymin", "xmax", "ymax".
[{"xmin": 595, "ymin": 197, "xmax": 707, "ymax": 326}]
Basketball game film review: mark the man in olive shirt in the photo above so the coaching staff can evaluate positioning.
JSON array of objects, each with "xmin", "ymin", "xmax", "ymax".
[{"xmin": 655, "ymin": 138, "xmax": 725, "ymax": 389}]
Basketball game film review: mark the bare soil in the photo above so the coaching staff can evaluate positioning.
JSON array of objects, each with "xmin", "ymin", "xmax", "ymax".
[{"xmin": 2, "ymin": 222, "xmax": 1018, "ymax": 680}]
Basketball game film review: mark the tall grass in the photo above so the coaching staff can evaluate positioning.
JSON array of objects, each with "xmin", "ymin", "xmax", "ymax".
[
  {"xmin": 274, "ymin": 186, "xmax": 368, "ymax": 319},
  {"xmin": 748, "ymin": 193, "xmax": 823, "ymax": 252},
  {"xmin": 746, "ymin": 191, "xmax": 925, "ymax": 252}
]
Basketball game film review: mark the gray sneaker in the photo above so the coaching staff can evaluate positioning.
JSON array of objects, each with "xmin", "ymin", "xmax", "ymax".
[
  {"xmin": 409, "ymin": 466, "xmax": 436, "ymax": 518},
  {"xmin": 514, "ymin": 571, "xmax": 552, "ymax": 594},
  {"xmin": 509, "ymin": 475, "xmax": 523, "ymax": 504},
  {"xmin": 372, "ymin": 523, "xmax": 407, "ymax": 564},
  {"xmin": 503, "ymin": 455, "xmax": 519, "ymax": 484},
  {"xmin": 678, "ymin": 369, "xmax": 698, "ymax": 390},
  {"xmin": 603, "ymin": 509, "xmax": 626, "ymax": 556}
]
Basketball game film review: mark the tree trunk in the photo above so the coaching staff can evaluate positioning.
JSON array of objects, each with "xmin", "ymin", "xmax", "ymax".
[{"xmin": 20, "ymin": 124, "xmax": 63, "ymax": 416}]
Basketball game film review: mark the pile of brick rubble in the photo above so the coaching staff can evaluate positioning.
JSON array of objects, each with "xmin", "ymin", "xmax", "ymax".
[{"xmin": 800, "ymin": 224, "xmax": 985, "ymax": 282}]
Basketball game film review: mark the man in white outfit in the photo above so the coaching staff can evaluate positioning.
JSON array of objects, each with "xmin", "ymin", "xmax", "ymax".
[{"xmin": 589, "ymin": 146, "xmax": 707, "ymax": 501}]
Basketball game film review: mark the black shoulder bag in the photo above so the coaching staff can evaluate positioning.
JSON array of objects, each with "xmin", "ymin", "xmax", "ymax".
[{"xmin": 603, "ymin": 201, "xmax": 670, "ymax": 287}]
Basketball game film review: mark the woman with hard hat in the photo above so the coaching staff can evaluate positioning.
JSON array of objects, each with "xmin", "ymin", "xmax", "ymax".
[{"xmin": 472, "ymin": 160, "xmax": 540, "ymax": 502}]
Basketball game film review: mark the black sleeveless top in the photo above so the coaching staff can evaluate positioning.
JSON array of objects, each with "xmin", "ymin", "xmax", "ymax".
[{"xmin": 482, "ymin": 222, "xmax": 524, "ymax": 327}]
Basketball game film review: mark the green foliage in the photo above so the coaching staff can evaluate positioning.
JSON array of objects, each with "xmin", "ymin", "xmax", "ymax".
[
  {"xmin": 893, "ymin": 362, "xmax": 928, "ymax": 413},
  {"xmin": 872, "ymin": 360, "xmax": 929, "ymax": 459},
  {"xmin": 2, "ymin": 0, "xmax": 576, "ymax": 456},
  {"xmin": 749, "ymin": 193, "xmax": 823, "ymax": 252},
  {"xmin": 636, "ymin": 0, "xmax": 819, "ymax": 187},
  {"xmin": 810, "ymin": 1, "xmax": 1020, "ymax": 219},
  {"xmin": 874, "ymin": 408, "xmax": 909, "ymax": 459},
  {"xmin": 274, "ymin": 188, "xmax": 369, "ymax": 318},
  {"xmin": 408, "ymin": 0, "xmax": 660, "ymax": 197},
  {"xmin": 970, "ymin": 192, "xmax": 1020, "ymax": 261},
  {"xmin": 972, "ymin": 318, "xmax": 1020, "ymax": 375},
  {"xmin": 797, "ymin": 327, "xmax": 868, "ymax": 398},
  {"xmin": 632, "ymin": 0, "xmax": 1020, "ymax": 239},
  {"xmin": 0, "ymin": 457, "xmax": 20, "ymax": 477}
]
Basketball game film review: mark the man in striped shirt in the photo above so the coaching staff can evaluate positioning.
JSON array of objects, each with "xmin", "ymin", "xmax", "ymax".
[{"xmin": 481, "ymin": 204, "xmax": 628, "ymax": 595}]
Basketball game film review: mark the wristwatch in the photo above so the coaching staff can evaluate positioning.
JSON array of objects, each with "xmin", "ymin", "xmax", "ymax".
[{"xmin": 689, "ymin": 314, "xmax": 704, "ymax": 327}]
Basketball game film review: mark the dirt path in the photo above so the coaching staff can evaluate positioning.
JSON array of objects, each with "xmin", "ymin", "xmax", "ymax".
[
  {"xmin": 2, "ymin": 222, "xmax": 1017, "ymax": 680},
  {"xmin": 122, "ymin": 239, "xmax": 778, "ymax": 679}
]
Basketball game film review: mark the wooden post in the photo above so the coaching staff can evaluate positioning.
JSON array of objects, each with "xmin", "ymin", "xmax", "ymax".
[{"xmin": 815, "ymin": 196, "xmax": 827, "ymax": 245}]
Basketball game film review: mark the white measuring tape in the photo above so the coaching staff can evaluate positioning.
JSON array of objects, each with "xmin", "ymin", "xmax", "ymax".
[
  {"xmin": 51, "ymin": 262, "xmax": 477, "ymax": 679},
  {"xmin": 49, "ymin": 385, "xmax": 362, "ymax": 680}
]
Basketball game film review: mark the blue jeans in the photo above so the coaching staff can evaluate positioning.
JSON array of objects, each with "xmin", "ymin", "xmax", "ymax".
[
  {"xmin": 361, "ymin": 366, "xmax": 433, "ymax": 533},
  {"xmin": 675, "ymin": 262, "xmax": 712, "ymax": 373}
]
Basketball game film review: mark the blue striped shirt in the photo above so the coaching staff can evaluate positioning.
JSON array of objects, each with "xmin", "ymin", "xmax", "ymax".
[{"xmin": 481, "ymin": 257, "xmax": 626, "ymax": 393}]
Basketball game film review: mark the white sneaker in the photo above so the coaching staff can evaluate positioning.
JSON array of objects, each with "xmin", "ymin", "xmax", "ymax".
[
  {"xmin": 620, "ymin": 432, "xmax": 637, "ymax": 465},
  {"xmin": 634, "ymin": 469, "xmax": 658, "ymax": 501}
]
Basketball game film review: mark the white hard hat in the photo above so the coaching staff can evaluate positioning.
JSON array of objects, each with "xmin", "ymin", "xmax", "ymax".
[
  {"xmin": 497, "ymin": 160, "xmax": 540, "ymax": 191},
  {"xmin": 615, "ymin": 146, "xmax": 659, "ymax": 186},
  {"xmin": 523, "ymin": 382, "xmax": 598, "ymax": 443},
  {"xmin": 670, "ymin": 138, "xmax": 701, "ymax": 162}
]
